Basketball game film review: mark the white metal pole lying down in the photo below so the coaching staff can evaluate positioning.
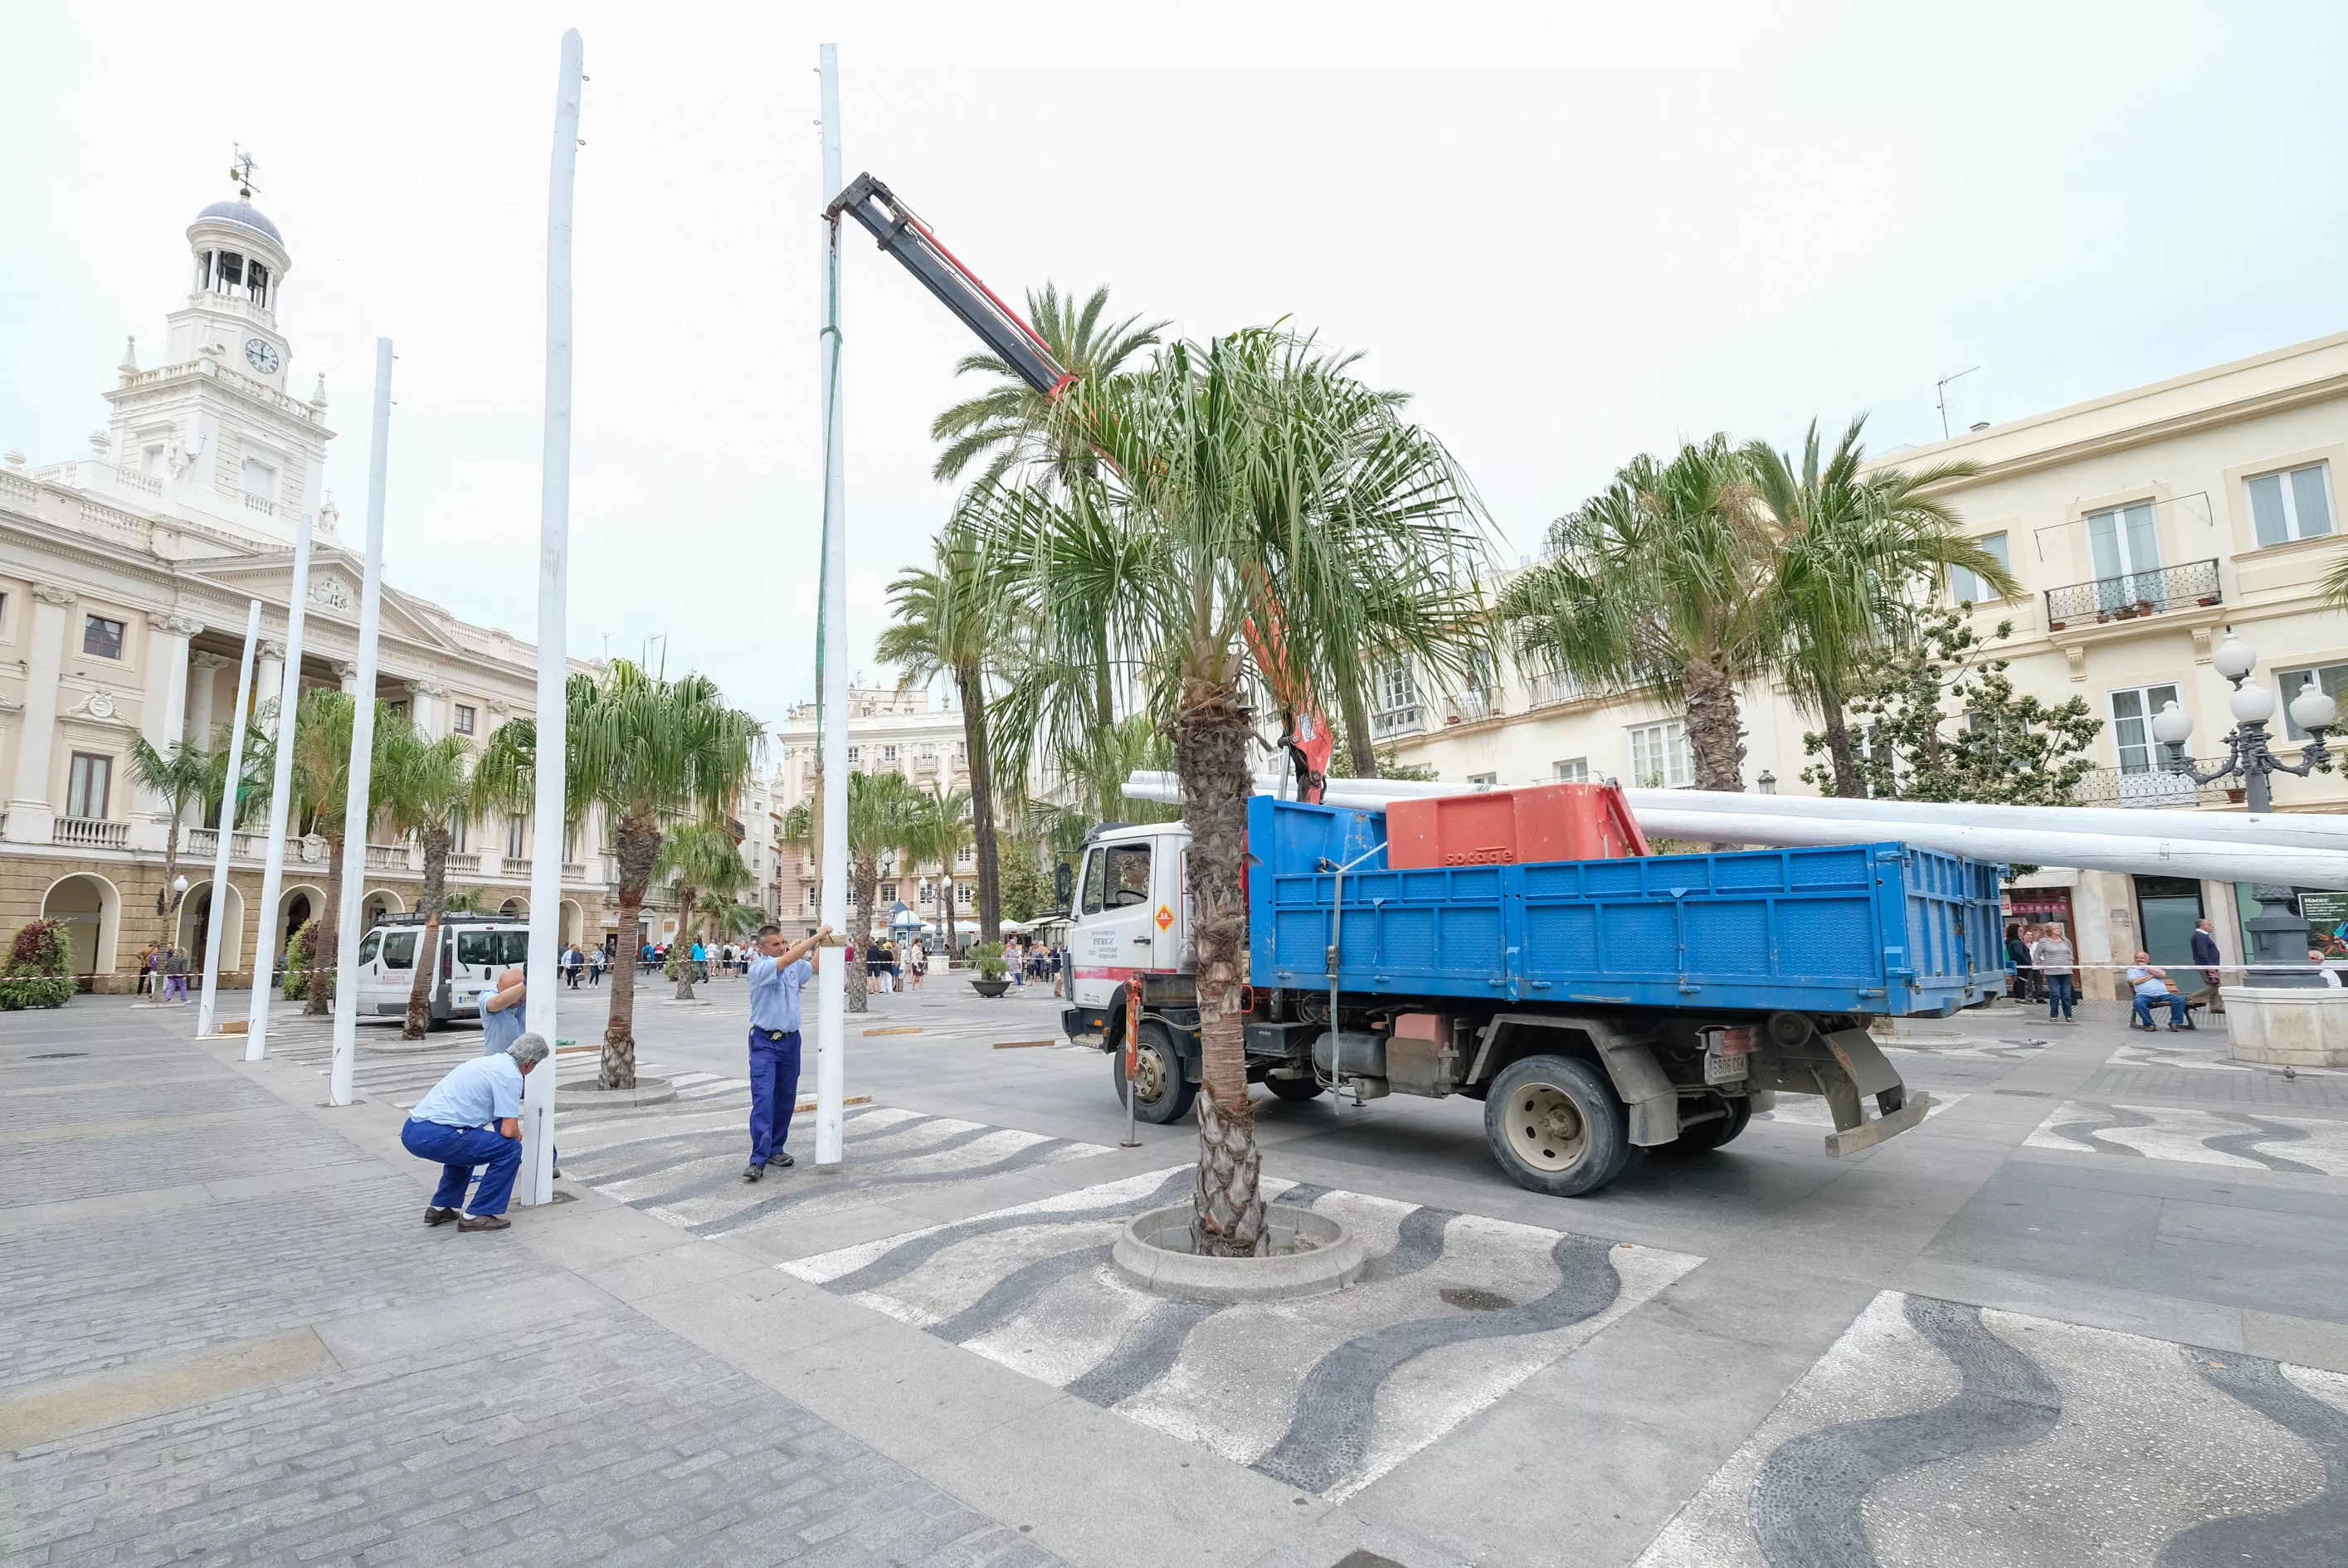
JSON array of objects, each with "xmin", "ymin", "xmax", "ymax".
[
  {"xmin": 812, "ymin": 41, "xmax": 850, "ymax": 1171},
  {"xmin": 246, "ymin": 508, "xmax": 316, "ymax": 1060},
  {"xmin": 194, "ymin": 599, "xmax": 261, "ymax": 1037},
  {"xmin": 1623, "ymin": 786, "xmax": 2348, "ymax": 855},
  {"xmin": 518, "ymin": 26, "xmax": 582, "ymax": 1210},
  {"xmin": 329, "ymin": 338, "xmax": 393, "ymax": 1108}
]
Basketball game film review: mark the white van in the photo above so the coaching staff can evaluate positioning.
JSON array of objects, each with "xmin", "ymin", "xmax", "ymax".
[{"xmin": 352, "ymin": 916, "xmax": 533, "ymax": 1026}]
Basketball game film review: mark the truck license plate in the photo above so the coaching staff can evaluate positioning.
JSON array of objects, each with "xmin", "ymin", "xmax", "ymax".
[{"xmin": 1703, "ymin": 1050, "xmax": 1749, "ymax": 1084}]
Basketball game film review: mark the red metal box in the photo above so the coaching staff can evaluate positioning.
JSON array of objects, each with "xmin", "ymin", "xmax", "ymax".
[{"xmin": 1384, "ymin": 782, "xmax": 1649, "ymax": 869}]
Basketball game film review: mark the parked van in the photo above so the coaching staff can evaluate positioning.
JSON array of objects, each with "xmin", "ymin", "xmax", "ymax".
[{"xmin": 352, "ymin": 915, "xmax": 532, "ymax": 1026}]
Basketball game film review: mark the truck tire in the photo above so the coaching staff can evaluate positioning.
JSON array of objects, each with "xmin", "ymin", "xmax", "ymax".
[
  {"xmin": 1113, "ymin": 1022, "xmax": 1196, "ymax": 1124},
  {"xmin": 1265, "ymin": 1075, "xmax": 1324, "ymax": 1103},
  {"xmin": 1675, "ymin": 1096, "xmax": 1752, "ymax": 1152},
  {"xmin": 1484, "ymin": 1054, "xmax": 1632, "ymax": 1197}
]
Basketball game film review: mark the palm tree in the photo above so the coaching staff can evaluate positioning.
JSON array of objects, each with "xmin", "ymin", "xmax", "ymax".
[
  {"xmin": 1006, "ymin": 328, "xmax": 1488, "ymax": 1256},
  {"xmin": 1500, "ymin": 436, "xmax": 1782, "ymax": 796},
  {"xmin": 1750, "ymin": 417, "xmax": 2006, "ymax": 796},
  {"xmin": 568, "ymin": 660, "xmax": 759, "ymax": 1088},
  {"xmin": 287, "ymin": 689, "xmax": 410, "ymax": 1013},
  {"xmin": 373, "ymin": 728, "xmax": 472, "ymax": 1039},
  {"xmin": 845, "ymin": 768, "xmax": 921, "ymax": 1011},
  {"xmin": 877, "ymin": 527, "xmax": 1011, "ymax": 940},
  {"xmin": 903, "ymin": 783, "xmax": 972, "ymax": 960},
  {"xmin": 655, "ymin": 820, "xmax": 750, "ymax": 1001},
  {"xmin": 929, "ymin": 283, "xmax": 1166, "ymax": 486},
  {"xmin": 125, "ymin": 738, "xmax": 212, "ymax": 920}
]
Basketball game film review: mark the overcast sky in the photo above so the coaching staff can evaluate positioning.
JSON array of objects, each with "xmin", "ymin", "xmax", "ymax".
[{"xmin": 7, "ymin": 2, "xmax": 2346, "ymax": 738}]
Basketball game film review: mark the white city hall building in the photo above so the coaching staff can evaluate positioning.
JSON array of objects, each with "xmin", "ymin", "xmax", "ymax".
[
  {"xmin": 1385, "ymin": 331, "xmax": 2348, "ymax": 992},
  {"xmin": 0, "ymin": 190, "xmax": 618, "ymax": 987}
]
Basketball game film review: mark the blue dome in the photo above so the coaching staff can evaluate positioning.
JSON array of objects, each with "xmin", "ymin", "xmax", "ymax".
[{"xmin": 195, "ymin": 199, "xmax": 282, "ymax": 246}]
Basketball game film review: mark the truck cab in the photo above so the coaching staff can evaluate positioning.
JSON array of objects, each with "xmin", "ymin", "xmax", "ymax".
[{"xmin": 1067, "ymin": 822, "xmax": 1190, "ymax": 1010}]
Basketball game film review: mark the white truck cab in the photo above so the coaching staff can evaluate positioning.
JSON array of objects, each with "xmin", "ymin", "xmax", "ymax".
[
  {"xmin": 352, "ymin": 916, "xmax": 533, "ymax": 1025},
  {"xmin": 1067, "ymin": 821, "xmax": 1192, "ymax": 1010}
]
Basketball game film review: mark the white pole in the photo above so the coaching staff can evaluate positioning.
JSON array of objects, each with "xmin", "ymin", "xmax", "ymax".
[
  {"xmin": 329, "ymin": 338, "xmax": 393, "ymax": 1108},
  {"xmin": 813, "ymin": 42, "xmax": 850, "ymax": 1171},
  {"xmin": 195, "ymin": 599, "xmax": 261, "ymax": 1036},
  {"xmin": 245, "ymin": 509, "xmax": 315, "ymax": 1059},
  {"xmin": 518, "ymin": 28, "xmax": 582, "ymax": 1205}
]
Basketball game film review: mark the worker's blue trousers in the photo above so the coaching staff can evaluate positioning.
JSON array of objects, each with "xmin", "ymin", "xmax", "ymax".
[
  {"xmin": 748, "ymin": 1028, "xmax": 802, "ymax": 1167},
  {"xmin": 401, "ymin": 1118, "xmax": 522, "ymax": 1215}
]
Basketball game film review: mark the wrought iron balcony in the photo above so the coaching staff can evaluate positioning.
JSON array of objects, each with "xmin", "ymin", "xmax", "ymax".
[
  {"xmin": 2044, "ymin": 558, "xmax": 2221, "ymax": 633},
  {"xmin": 2071, "ymin": 759, "xmax": 2238, "ymax": 809}
]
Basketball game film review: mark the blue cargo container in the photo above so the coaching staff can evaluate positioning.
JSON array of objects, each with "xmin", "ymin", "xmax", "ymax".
[{"xmin": 1248, "ymin": 796, "xmax": 2006, "ymax": 1018}]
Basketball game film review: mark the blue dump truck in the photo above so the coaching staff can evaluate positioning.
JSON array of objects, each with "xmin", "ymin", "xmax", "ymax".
[{"xmin": 1061, "ymin": 796, "xmax": 2007, "ymax": 1196}]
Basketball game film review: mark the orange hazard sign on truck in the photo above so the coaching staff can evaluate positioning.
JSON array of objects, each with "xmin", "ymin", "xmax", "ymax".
[{"xmin": 1156, "ymin": 904, "xmax": 1174, "ymax": 931}]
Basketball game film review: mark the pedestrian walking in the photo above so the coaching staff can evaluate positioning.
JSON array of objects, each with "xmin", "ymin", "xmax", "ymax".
[
  {"xmin": 742, "ymin": 922, "xmax": 830, "ymax": 1182},
  {"xmin": 400, "ymin": 1031, "xmax": 550, "ymax": 1232},
  {"xmin": 2031, "ymin": 926, "xmax": 2077, "ymax": 1022},
  {"xmin": 163, "ymin": 947, "xmax": 188, "ymax": 1002},
  {"xmin": 904, "ymin": 937, "xmax": 925, "ymax": 991},
  {"xmin": 588, "ymin": 946, "xmax": 605, "ymax": 986},
  {"xmin": 2190, "ymin": 918, "xmax": 2224, "ymax": 1015},
  {"xmin": 136, "ymin": 942, "xmax": 158, "ymax": 996},
  {"xmin": 2005, "ymin": 923, "xmax": 2036, "ymax": 1002}
]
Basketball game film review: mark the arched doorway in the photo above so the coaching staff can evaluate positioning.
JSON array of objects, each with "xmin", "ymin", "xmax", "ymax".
[
  {"xmin": 499, "ymin": 896, "xmax": 529, "ymax": 918},
  {"xmin": 359, "ymin": 889, "xmax": 403, "ymax": 933},
  {"xmin": 175, "ymin": 880, "xmax": 246, "ymax": 973},
  {"xmin": 559, "ymin": 898, "xmax": 583, "ymax": 947},
  {"xmin": 41, "ymin": 874, "xmax": 120, "ymax": 978}
]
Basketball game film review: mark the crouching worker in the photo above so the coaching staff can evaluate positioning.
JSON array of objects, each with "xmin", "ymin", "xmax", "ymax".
[{"xmin": 402, "ymin": 1031, "xmax": 550, "ymax": 1232}]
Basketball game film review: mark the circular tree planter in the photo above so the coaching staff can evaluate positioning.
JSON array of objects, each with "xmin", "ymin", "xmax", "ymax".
[
  {"xmin": 970, "ymin": 978, "xmax": 1011, "ymax": 998},
  {"xmin": 1112, "ymin": 1203, "xmax": 1364, "ymax": 1303},
  {"xmin": 559, "ymin": 1076, "xmax": 675, "ymax": 1108},
  {"xmin": 363, "ymin": 1035, "xmax": 452, "ymax": 1055}
]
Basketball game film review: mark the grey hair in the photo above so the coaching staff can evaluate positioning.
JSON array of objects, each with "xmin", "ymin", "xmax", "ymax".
[{"xmin": 509, "ymin": 1032, "xmax": 551, "ymax": 1068}]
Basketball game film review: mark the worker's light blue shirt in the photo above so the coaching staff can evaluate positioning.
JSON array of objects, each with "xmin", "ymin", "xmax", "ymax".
[
  {"xmin": 410, "ymin": 1053, "xmax": 524, "ymax": 1127},
  {"xmin": 480, "ymin": 996, "xmax": 526, "ymax": 1056},
  {"xmin": 748, "ymin": 954, "xmax": 812, "ymax": 1034}
]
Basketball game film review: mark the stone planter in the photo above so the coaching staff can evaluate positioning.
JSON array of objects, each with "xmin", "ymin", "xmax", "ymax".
[
  {"xmin": 558, "ymin": 1075, "xmax": 676, "ymax": 1108},
  {"xmin": 970, "ymin": 978, "xmax": 1011, "ymax": 998},
  {"xmin": 1112, "ymin": 1203, "xmax": 1364, "ymax": 1303},
  {"xmin": 2219, "ymin": 986, "xmax": 2348, "ymax": 1069}
]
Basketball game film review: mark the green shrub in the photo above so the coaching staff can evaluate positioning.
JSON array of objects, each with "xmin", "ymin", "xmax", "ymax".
[
  {"xmin": 0, "ymin": 976, "xmax": 76, "ymax": 1010},
  {"xmin": 1, "ymin": 918, "xmax": 74, "ymax": 1009},
  {"xmin": 967, "ymin": 942, "xmax": 1009, "ymax": 981}
]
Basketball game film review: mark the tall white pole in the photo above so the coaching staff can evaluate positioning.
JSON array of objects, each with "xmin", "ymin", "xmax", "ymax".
[
  {"xmin": 329, "ymin": 338, "xmax": 393, "ymax": 1108},
  {"xmin": 195, "ymin": 599, "xmax": 261, "ymax": 1036},
  {"xmin": 519, "ymin": 27, "xmax": 582, "ymax": 1206},
  {"xmin": 245, "ymin": 509, "xmax": 315, "ymax": 1059},
  {"xmin": 813, "ymin": 42, "xmax": 850, "ymax": 1170}
]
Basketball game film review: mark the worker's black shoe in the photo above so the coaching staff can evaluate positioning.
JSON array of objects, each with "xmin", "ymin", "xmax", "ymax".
[
  {"xmin": 457, "ymin": 1212, "xmax": 511, "ymax": 1232},
  {"xmin": 425, "ymin": 1206, "xmax": 459, "ymax": 1226},
  {"xmin": 772, "ymin": 1152, "xmax": 796, "ymax": 1169},
  {"xmin": 743, "ymin": 1163, "xmax": 765, "ymax": 1183}
]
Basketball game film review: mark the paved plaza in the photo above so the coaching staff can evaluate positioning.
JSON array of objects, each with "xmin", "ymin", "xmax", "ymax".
[{"xmin": 6, "ymin": 979, "xmax": 2348, "ymax": 1566}]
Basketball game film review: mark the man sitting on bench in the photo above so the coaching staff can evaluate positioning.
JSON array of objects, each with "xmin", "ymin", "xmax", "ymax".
[{"xmin": 2126, "ymin": 952, "xmax": 2191, "ymax": 1032}]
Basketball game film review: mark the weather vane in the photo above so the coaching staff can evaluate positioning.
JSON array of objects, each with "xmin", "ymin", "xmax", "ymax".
[{"xmin": 228, "ymin": 145, "xmax": 259, "ymax": 200}]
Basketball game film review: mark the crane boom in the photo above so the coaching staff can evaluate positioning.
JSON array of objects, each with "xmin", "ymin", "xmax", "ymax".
[{"xmin": 826, "ymin": 172, "xmax": 1335, "ymax": 802}]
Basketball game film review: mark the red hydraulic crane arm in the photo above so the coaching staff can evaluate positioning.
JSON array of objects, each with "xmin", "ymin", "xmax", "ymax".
[{"xmin": 827, "ymin": 173, "xmax": 1334, "ymax": 802}]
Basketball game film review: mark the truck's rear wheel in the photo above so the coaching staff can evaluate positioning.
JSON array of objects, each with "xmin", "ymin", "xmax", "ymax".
[
  {"xmin": 1265, "ymin": 1075, "xmax": 1324, "ymax": 1103},
  {"xmin": 1674, "ymin": 1095, "xmax": 1752, "ymax": 1151},
  {"xmin": 1484, "ymin": 1054, "xmax": 1631, "ymax": 1196},
  {"xmin": 1113, "ymin": 1022, "xmax": 1196, "ymax": 1124}
]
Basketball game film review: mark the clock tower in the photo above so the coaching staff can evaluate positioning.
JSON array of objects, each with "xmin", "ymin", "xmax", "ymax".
[{"xmin": 101, "ymin": 161, "xmax": 334, "ymax": 545}]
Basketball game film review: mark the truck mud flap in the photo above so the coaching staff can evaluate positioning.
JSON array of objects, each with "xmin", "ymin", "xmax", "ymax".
[{"xmin": 1823, "ymin": 1090, "xmax": 1933, "ymax": 1156}]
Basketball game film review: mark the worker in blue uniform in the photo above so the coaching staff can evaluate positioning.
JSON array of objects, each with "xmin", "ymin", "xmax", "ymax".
[
  {"xmin": 402, "ymin": 1032, "xmax": 550, "ymax": 1231},
  {"xmin": 743, "ymin": 923, "xmax": 831, "ymax": 1182}
]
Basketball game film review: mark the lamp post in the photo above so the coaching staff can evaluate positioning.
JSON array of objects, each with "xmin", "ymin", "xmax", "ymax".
[{"xmin": 2151, "ymin": 633, "xmax": 2338, "ymax": 986}]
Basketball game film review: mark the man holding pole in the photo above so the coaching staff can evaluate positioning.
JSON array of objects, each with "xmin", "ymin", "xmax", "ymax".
[{"xmin": 743, "ymin": 922, "xmax": 830, "ymax": 1182}]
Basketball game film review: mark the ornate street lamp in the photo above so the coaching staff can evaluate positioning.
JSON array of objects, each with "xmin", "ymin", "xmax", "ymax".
[
  {"xmin": 158, "ymin": 873, "xmax": 190, "ymax": 918},
  {"xmin": 2151, "ymin": 633, "xmax": 2338, "ymax": 986}
]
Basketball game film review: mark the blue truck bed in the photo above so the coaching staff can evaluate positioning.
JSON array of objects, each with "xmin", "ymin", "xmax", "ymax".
[{"xmin": 1247, "ymin": 796, "xmax": 2007, "ymax": 1017}]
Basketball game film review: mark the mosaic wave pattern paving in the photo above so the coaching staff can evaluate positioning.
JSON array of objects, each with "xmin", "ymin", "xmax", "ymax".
[
  {"xmin": 782, "ymin": 1169, "xmax": 1703, "ymax": 1501},
  {"xmin": 1634, "ymin": 1291, "xmax": 2348, "ymax": 1568},
  {"xmin": 2026, "ymin": 1099, "xmax": 2348, "ymax": 1176}
]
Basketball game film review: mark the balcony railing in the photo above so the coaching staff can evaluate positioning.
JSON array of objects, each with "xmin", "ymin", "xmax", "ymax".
[
  {"xmin": 187, "ymin": 827, "xmax": 266, "ymax": 860},
  {"xmin": 1371, "ymin": 704, "xmax": 1423, "ymax": 740},
  {"xmin": 1444, "ymin": 689, "xmax": 1503, "ymax": 726},
  {"xmin": 2072, "ymin": 759, "xmax": 2238, "ymax": 809},
  {"xmin": 2044, "ymin": 558, "xmax": 2221, "ymax": 633},
  {"xmin": 363, "ymin": 842, "xmax": 412, "ymax": 871},
  {"xmin": 54, "ymin": 817, "xmax": 129, "ymax": 850},
  {"xmin": 446, "ymin": 851, "xmax": 482, "ymax": 874}
]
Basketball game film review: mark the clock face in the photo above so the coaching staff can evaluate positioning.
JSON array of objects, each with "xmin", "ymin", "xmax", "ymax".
[{"xmin": 244, "ymin": 338, "xmax": 280, "ymax": 375}]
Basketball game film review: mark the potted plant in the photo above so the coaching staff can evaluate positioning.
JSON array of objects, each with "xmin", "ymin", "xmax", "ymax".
[
  {"xmin": 0, "ymin": 918, "xmax": 76, "ymax": 1009},
  {"xmin": 967, "ymin": 941, "xmax": 1011, "ymax": 998}
]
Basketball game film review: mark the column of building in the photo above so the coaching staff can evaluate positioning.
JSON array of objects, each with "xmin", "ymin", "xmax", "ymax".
[
  {"xmin": 4, "ymin": 585, "xmax": 77, "ymax": 842},
  {"xmin": 135, "ymin": 612, "xmax": 202, "ymax": 831}
]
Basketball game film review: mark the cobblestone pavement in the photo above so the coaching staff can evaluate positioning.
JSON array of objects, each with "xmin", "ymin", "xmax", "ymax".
[
  {"xmin": 0, "ymin": 1001, "xmax": 1063, "ymax": 1568},
  {"xmin": 1634, "ymin": 1291, "xmax": 2348, "ymax": 1568}
]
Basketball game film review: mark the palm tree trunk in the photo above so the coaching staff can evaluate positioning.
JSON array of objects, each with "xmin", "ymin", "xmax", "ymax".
[
  {"xmin": 672, "ymin": 882, "xmax": 699, "ymax": 1000},
  {"xmin": 156, "ymin": 821, "xmax": 183, "ymax": 919},
  {"xmin": 306, "ymin": 831, "xmax": 344, "ymax": 1014},
  {"xmin": 1340, "ymin": 669, "xmax": 1378, "ymax": 779},
  {"xmin": 941, "ymin": 878, "xmax": 957, "ymax": 967},
  {"xmin": 402, "ymin": 826, "xmax": 449, "ymax": 1039},
  {"xmin": 958, "ymin": 663, "xmax": 1002, "ymax": 942},
  {"xmin": 1819, "ymin": 702, "xmax": 1863, "ymax": 798},
  {"xmin": 1682, "ymin": 658, "xmax": 1747, "ymax": 851},
  {"xmin": 602, "ymin": 823, "xmax": 659, "ymax": 1088},
  {"xmin": 849, "ymin": 859, "xmax": 879, "ymax": 1014},
  {"xmin": 1177, "ymin": 673, "xmax": 1264, "ymax": 1259}
]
